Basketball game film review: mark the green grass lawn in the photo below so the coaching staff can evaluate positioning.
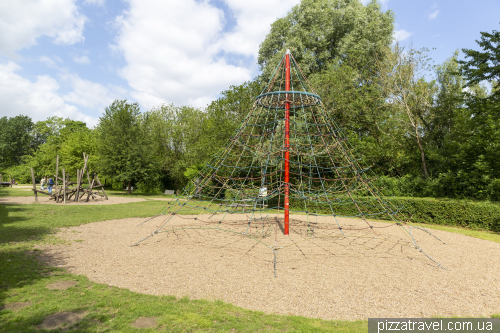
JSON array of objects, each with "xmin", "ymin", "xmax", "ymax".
[
  {"xmin": 0, "ymin": 187, "xmax": 35, "ymax": 197},
  {"xmin": 1, "ymin": 188, "xmax": 499, "ymax": 332},
  {"xmin": 421, "ymin": 223, "xmax": 500, "ymax": 244}
]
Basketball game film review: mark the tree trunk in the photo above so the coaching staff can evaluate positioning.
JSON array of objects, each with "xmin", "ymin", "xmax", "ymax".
[
  {"xmin": 128, "ymin": 180, "xmax": 132, "ymax": 194},
  {"xmin": 415, "ymin": 129, "xmax": 428, "ymax": 178}
]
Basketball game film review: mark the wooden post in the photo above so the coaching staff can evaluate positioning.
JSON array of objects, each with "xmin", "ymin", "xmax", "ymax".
[
  {"xmin": 80, "ymin": 169, "xmax": 84, "ymax": 200},
  {"xmin": 55, "ymin": 155, "xmax": 60, "ymax": 202},
  {"xmin": 81, "ymin": 154, "xmax": 88, "ymax": 184},
  {"xmin": 84, "ymin": 153, "xmax": 91, "ymax": 185},
  {"xmin": 86, "ymin": 169, "xmax": 91, "ymax": 189},
  {"xmin": 78, "ymin": 154, "xmax": 89, "ymax": 202},
  {"xmin": 86, "ymin": 178, "xmax": 95, "ymax": 202},
  {"xmin": 31, "ymin": 168, "xmax": 38, "ymax": 203},
  {"xmin": 55, "ymin": 155, "xmax": 59, "ymax": 193},
  {"xmin": 95, "ymin": 175, "xmax": 108, "ymax": 200},
  {"xmin": 63, "ymin": 168, "xmax": 66, "ymax": 204},
  {"xmin": 9, "ymin": 174, "xmax": 12, "ymax": 187},
  {"xmin": 75, "ymin": 169, "xmax": 81, "ymax": 202}
]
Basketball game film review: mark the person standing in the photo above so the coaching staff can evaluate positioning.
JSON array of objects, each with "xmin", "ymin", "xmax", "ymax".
[
  {"xmin": 40, "ymin": 177, "xmax": 46, "ymax": 190},
  {"xmin": 48, "ymin": 177, "xmax": 54, "ymax": 195}
]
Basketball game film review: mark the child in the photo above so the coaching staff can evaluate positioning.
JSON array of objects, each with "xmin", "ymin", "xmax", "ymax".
[
  {"xmin": 40, "ymin": 177, "xmax": 46, "ymax": 190},
  {"xmin": 48, "ymin": 178, "xmax": 54, "ymax": 195}
]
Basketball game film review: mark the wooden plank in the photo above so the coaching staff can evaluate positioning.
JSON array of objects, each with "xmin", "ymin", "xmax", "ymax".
[
  {"xmin": 82, "ymin": 153, "xmax": 88, "ymax": 178},
  {"xmin": 95, "ymin": 175, "xmax": 108, "ymax": 200},
  {"xmin": 75, "ymin": 169, "xmax": 81, "ymax": 202},
  {"xmin": 31, "ymin": 168, "xmax": 38, "ymax": 203},
  {"xmin": 32, "ymin": 189, "xmax": 52, "ymax": 196},
  {"xmin": 86, "ymin": 179, "xmax": 95, "ymax": 202},
  {"xmin": 84, "ymin": 153, "xmax": 91, "ymax": 186},
  {"xmin": 78, "ymin": 153, "xmax": 89, "ymax": 202}
]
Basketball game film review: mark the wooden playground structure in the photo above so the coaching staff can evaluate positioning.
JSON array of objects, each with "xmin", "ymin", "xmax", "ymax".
[{"xmin": 31, "ymin": 153, "xmax": 108, "ymax": 203}]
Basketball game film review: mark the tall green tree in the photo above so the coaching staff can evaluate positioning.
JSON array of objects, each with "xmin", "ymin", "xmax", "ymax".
[
  {"xmin": 459, "ymin": 24, "xmax": 500, "ymax": 100},
  {"xmin": 27, "ymin": 117, "xmax": 90, "ymax": 178},
  {"xmin": 205, "ymin": 80, "xmax": 262, "ymax": 151},
  {"xmin": 145, "ymin": 104, "xmax": 204, "ymax": 190},
  {"xmin": 97, "ymin": 100, "xmax": 156, "ymax": 193},
  {"xmin": 144, "ymin": 80, "xmax": 263, "ymax": 189},
  {"xmin": 31, "ymin": 117, "xmax": 88, "ymax": 153},
  {"xmin": 376, "ymin": 43, "xmax": 437, "ymax": 178},
  {"xmin": 257, "ymin": 0, "xmax": 395, "ymax": 177},
  {"xmin": 257, "ymin": 0, "xmax": 394, "ymax": 80},
  {"xmin": 59, "ymin": 129, "xmax": 98, "ymax": 176},
  {"xmin": 0, "ymin": 115, "xmax": 33, "ymax": 169}
]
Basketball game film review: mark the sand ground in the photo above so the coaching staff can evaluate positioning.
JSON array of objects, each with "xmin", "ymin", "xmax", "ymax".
[{"xmin": 37, "ymin": 214, "xmax": 500, "ymax": 320}]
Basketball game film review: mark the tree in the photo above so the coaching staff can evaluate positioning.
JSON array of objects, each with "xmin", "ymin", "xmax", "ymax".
[
  {"xmin": 376, "ymin": 43, "xmax": 437, "ymax": 178},
  {"xmin": 205, "ymin": 79, "xmax": 262, "ymax": 151},
  {"xmin": 0, "ymin": 115, "xmax": 33, "ymax": 169},
  {"xmin": 97, "ymin": 100, "xmax": 155, "ymax": 194},
  {"xmin": 143, "ymin": 80, "xmax": 263, "ymax": 189},
  {"xmin": 257, "ymin": 0, "xmax": 394, "ymax": 80},
  {"xmin": 425, "ymin": 51, "xmax": 465, "ymax": 152},
  {"xmin": 59, "ymin": 129, "xmax": 98, "ymax": 176},
  {"xmin": 31, "ymin": 117, "xmax": 88, "ymax": 153},
  {"xmin": 459, "ymin": 24, "xmax": 500, "ymax": 100}
]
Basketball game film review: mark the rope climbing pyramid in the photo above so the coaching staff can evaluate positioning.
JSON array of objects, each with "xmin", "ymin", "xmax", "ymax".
[{"xmin": 133, "ymin": 49, "xmax": 445, "ymax": 275}]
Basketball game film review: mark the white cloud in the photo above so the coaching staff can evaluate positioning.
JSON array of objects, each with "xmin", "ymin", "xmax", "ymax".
[
  {"xmin": 59, "ymin": 71, "xmax": 121, "ymax": 110},
  {"xmin": 73, "ymin": 55, "xmax": 91, "ymax": 65},
  {"xmin": 0, "ymin": 61, "xmax": 99, "ymax": 126},
  {"xmin": 0, "ymin": 0, "xmax": 86, "ymax": 58},
  {"xmin": 428, "ymin": 10, "xmax": 439, "ymax": 20},
  {"xmin": 114, "ymin": 0, "xmax": 300, "ymax": 109},
  {"xmin": 216, "ymin": 0, "xmax": 300, "ymax": 58},
  {"xmin": 393, "ymin": 29, "xmax": 412, "ymax": 42},
  {"xmin": 84, "ymin": 0, "xmax": 106, "ymax": 6}
]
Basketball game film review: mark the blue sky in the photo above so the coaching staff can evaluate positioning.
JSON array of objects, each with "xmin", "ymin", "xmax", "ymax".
[{"xmin": 0, "ymin": 0, "xmax": 498, "ymax": 127}]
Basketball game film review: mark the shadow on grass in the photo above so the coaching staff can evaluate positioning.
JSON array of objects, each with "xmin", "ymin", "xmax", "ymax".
[
  {"xmin": 0, "ymin": 204, "xmax": 52, "ymax": 245},
  {"xmin": 0, "ymin": 204, "xmax": 54, "ymax": 311},
  {"xmin": 0, "ymin": 249, "xmax": 103, "ymax": 333}
]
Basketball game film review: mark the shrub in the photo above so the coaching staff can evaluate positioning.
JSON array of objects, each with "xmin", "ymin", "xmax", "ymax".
[
  {"xmin": 283, "ymin": 195, "xmax": 500, "ymax": 232},
  {"xmin": 389, "ymin": 197, "xmax": 500, "ymax": 232}
]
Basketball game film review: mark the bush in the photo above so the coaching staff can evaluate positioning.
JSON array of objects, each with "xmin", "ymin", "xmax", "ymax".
[
  {"xmin": 280, "ymin": 194, "xmax": 500, "ymax": 232},
  {"xmin": 1, "ymin": 164, "xmax": 32, "ymax": 184},
  {"xmin": 389, "ymin": 197, "xmax": 500, "ymax": 232},
  {"xmin": 372, "ymin": 175, "xmax": 500, "ymax": 201}
]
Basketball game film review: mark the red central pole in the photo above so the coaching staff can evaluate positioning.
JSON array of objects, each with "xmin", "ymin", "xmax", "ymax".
[{"xmin": 284, "ymin": 50, "xmax": 291, "ymax": 236}]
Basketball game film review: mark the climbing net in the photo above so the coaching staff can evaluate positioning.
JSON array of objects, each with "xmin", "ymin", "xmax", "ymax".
[{"xmin": 133, "ymin": 50, "xmax": 445, "ymax": 275}]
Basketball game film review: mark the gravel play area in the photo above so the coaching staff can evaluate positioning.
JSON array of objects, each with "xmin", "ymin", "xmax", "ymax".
[
  {"xmin": 0, "ymin": 195, "xmax": 146, "ymax": 205},
  {"xmin": 39, "ymin": 214, "xmax": 500, "ymax": 320}
]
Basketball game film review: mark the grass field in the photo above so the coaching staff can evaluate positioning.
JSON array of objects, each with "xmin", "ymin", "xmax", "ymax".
[{"xmin": 1, "ymin": 186, "xmax": 499, "ymax": 332}]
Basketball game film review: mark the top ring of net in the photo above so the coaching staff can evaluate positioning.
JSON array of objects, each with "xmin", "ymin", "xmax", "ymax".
[{"xmin": 255, "ymin": 91, "xmax": 321, "ymax": 109}]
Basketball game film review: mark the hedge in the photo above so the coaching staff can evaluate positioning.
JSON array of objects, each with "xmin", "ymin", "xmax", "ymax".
[
  {"xmin": 281, "ymin": 196, "xmax": 500, "ymax": 232},
  {"xmin": 386, "ymin": 197, "xmax": 500, "ymax": 232}
]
